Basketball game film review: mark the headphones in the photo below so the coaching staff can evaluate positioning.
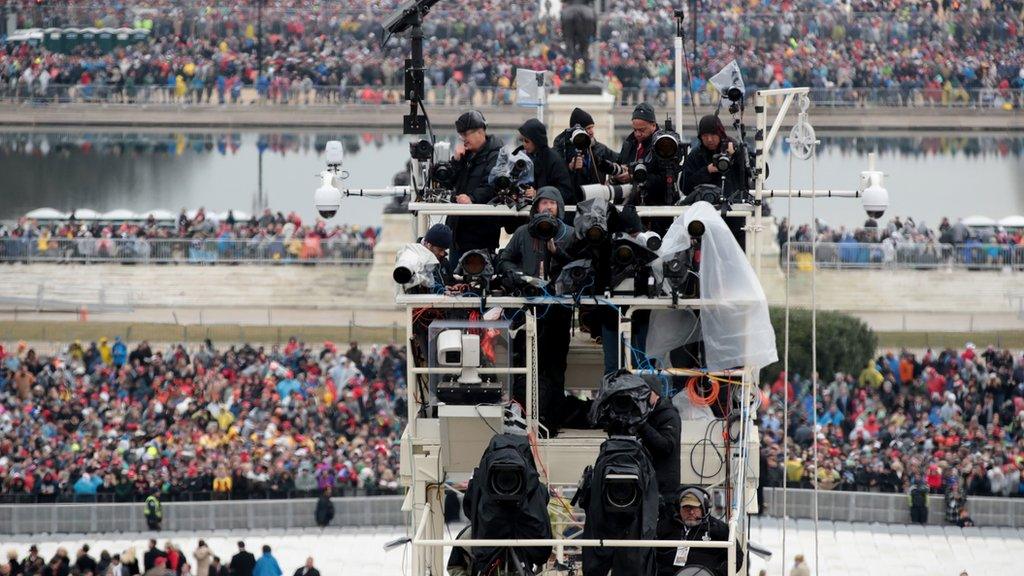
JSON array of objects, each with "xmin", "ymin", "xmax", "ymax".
[{"xmin": 677, "ymin": 485, "xmax": 712, "ymax": 516}]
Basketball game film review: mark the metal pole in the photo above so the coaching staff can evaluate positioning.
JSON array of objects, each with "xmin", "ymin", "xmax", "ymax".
[
  {"xmin": 256, "ymin": 0, "xmax": 264, "ymax": 90},
  {"xmin": 753, "ymin": 91, "xmax": 767, "ymax": 274},
  {"xmin": 674, "ymin": 10, "xmax": 684, "ymax": 132}
]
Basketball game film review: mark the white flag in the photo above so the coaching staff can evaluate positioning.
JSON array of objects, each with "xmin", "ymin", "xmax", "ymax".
[
  {"xmin": 515, "ymin": 69, "xmax": 546, "ymax": 108},
  {"xmin": 708, "ymin": 60, "xmax": 745, "ymax": 101}
]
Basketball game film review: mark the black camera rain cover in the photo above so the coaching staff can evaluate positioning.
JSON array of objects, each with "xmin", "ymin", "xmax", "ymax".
[
  {"xmin": 578, "ymin": 436, "xmax": 660, "ymax": 576},
  {"xmin": 464, "ymin": 433, "xmax": 552, "ymax": 574},
  {"xmin": 588, "ymin": 371, "xmax": 653, "ymax": 433}
]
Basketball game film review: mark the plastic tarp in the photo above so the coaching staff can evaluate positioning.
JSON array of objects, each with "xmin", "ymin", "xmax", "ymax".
[
  {"xmin": 393, "ymin": 242, "xmax": 439, "ymax": 290},
  {"xmin": 646, "ymin": 201, "xmax": 777, "ymax": 372}
]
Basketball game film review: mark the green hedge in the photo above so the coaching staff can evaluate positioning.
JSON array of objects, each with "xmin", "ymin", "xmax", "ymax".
[{"xmin": 761, "ymin": 307, "xmax": 877, "ymax": 384}]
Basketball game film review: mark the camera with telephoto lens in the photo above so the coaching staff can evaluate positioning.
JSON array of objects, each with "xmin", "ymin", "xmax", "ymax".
[
  {"xmin": 629, "ymin": 161, "xmax": 649, "ymax": 184},
  {"xmin": 570, "ymin": 124, "xmax": 592, "ymax": 151},
  {"xmin": 608, "ymin": 232, "xmax": 659, "ymax": 295},
  {"xmin": 554, "ymin": 259, "xmax": 595, "ymax": 297},
  {"xmin": 598, "ymin": 158, "xmax": 628, "ymax": 178},
  {"xmin": 574, "ymin": 198, "xmax": 610, "ymax": 245},
  {"xmin": 528, "ymin": 213, "xmax": 560, "ymax": 241},
  {"xmin": 581, "ymin": 183, "xmax": 632, "ymax": 204}
]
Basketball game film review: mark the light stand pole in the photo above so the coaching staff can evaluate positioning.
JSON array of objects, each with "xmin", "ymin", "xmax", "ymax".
[{"xmin": 256, "ymin": 0, "xmax": 265, "ymax": 98}]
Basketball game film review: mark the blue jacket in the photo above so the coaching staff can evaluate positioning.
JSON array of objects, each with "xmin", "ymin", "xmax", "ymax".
[
  {"xmin": 253, "ymin": 554, "xmax": 282, "ymax": 576},
  {"xmin": 112, "ymin": 339, "xmax": 128, "ymax": 366}
]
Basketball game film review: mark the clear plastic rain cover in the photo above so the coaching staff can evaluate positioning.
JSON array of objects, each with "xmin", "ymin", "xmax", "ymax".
[{"xmin": 645, "ymin": 201, "xmax": 777, "ymax": 371}]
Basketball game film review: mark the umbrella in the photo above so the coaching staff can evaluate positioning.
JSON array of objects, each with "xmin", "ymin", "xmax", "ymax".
[
  {"xmin": 24, "ymin": 208, "xmax": 69, "ymax": 220},
  {"xmin": 961, "ymin": 215, "xmax": 997, "ymax": 227},
  {"xmin": 997, "ymin": 215, "xmax": 1024, "ymax": 228}
]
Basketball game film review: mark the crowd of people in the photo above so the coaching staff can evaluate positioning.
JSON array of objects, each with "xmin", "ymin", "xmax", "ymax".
[
  {"xmin": 781, "ymin": 214, "xmax": 1024, "ymax": 245},
  {"xmin": 760, "ymin": 343, "xmax": 1024, "ymax": 501},
  {"xmin": 0, "ymin": 539, "xmax": 317, "ymax": 576},
  {"xmin": 0, "ymin": 338, "xmax": 406, "ymax": 502},
  {"xmin": 1, "ymin": 1, "xmax": 1023, "ymax": 107},
  {"xmin": 777, "ymin": 214, "xmax": 1024, "ymax": 268},
  {"xmin": 0, "ymin": 209, "xmax": 379, "ymax": 263}
]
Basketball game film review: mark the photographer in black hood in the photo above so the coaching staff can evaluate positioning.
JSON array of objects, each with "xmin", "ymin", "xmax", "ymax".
[
  {"xmin": 447, "ymin": 110, "xmax": 504, "ymax": 262},
  {"xmin": 553, "ymin": 107, "xmax": 618, "ymax": 208},
  {"xmin": 517, "ymin": 118, "xmax": 575, "ymax": 206},
  {"xmin": 496, "ymin": 187, "xmax": 574, "ymax": 434},
  {"xmin": 680, "ymin": 114, "xmax": 746, "ymax": 201},
  {"xmin": 681, "ymin": 114, "xmax": 749, "ymax": 247}
]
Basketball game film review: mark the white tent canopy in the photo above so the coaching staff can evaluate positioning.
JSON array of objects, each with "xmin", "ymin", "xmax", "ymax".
[
  {"xmin": 997, "ymin": 215, "xmax": 1024, "ymax": 228},
  {"xmin": 101, "ymin": 209, "xmax": 139, "ymax": 221},
  {"xmin": 961, "ymin": 215, "xmax": 997, "ymax": 227},
  {"xmin": 71, "ymin": 208, "xmax": 102, "ymax": 220},
  {"xmin": 24, "ymin": 208, "xmax": 69, "ymax": 220},
  {"xmin": 141, "ymin": 209, "xmax": 177, "ymax": 221}
]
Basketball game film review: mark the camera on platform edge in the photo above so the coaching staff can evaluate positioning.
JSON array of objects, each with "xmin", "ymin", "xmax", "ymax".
[{"xmin": 713, "ymin": 151, "xmax": 733, "ymax": 173}]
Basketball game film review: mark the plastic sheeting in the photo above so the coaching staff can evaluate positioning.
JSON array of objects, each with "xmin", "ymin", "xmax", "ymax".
[
  {"xmin": 648, "ymin": 201, "xmax": 777, "ymax": 372},
  {"xmin": 393, "ymin": 242, "xmax": 439, "ymax": 290}
]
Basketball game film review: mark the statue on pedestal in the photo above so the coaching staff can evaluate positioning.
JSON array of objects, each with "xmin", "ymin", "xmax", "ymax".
[{"xmin": 560, "ymin": 0, "xmax": 597, "ymax": 86}]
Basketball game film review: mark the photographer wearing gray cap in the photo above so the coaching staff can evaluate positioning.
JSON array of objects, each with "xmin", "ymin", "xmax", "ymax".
[{"xmin": 447, "ymin": 110, "xmax": 504, "ymax": 263}]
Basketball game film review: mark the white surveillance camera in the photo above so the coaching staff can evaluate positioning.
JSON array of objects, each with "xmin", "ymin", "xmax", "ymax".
[
  {"xmin": 862, "ymin": 184, "xmax": 889, "ymax": 220},
  {"xmin": 437, "ymin": 329, "xmax": 463, "ymax": 366},
  {"xmin": 436, "ymin": 329, "xmax": 482, "ymax": 384},
  {"xmin": 314, "ymin": 172, "xmax": 342, "ymax": 219},
  {"xmin": 859, "ymin": 152, "xmax": 889, "ymax": 219},
  {"xmin": 325, "ymin": 140, "xmax": 344, "ymax": 167}
]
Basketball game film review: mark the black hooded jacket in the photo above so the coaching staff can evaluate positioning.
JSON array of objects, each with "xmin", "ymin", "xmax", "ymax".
[
  {"xmin": 519, "ymin": 119, "xmax": 575, "ymax": 205},
  {"xmin": 638, "ymin": 396, "xmax": 681, "ymax": 496},
  {"xmin": 495, "ymin": 186, "xmax": 573, "ymax": 282},
  {"xmin": 617, "ymin": 128, "xmax": 676, "ymax": 207},
  {"xmin": 681, "ymin": 115, "xmax": 745, "ymax": 200},
  {"xmin": 553, "ymin": 128, "xmax": 617, "ymax": 204},
  {"xmin": 448, "ymin": 134, "xmax": 504, "ymax": 251}
]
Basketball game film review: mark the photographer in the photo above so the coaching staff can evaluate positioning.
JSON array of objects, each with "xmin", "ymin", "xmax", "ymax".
[
  {"xmin": 447, "ymin": 110, "xmax": 504, "ymax": 262},
  {"xmin": 517, "ymin": 118, "xmax": 574, "ymax": 205},
  {"xmin": 680, "ymin": 114, "xmax": 745, "ymax": 203},
  {"xmin": 553, "ymin": 107, "xmax": 618, "ymax": 206},
  {"xmin": 496, "ymin": 187, "xmax": 574, "ymax": 433},
  {"xmin": 681, "ymin": 114, "xmax": 748, "ymax": 247},
  {"xmin": 408, "ymin": 223, "xmax": 455, "ymax": 293}
]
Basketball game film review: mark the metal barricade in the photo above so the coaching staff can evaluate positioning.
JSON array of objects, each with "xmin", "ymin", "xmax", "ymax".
[
  {"xmin": 782, "ymin": 242, "xmax": 1023, "ymax": 271},
  {"xmin": 0, "ymin": 238, "xmax": 373, "ymax": 265}
]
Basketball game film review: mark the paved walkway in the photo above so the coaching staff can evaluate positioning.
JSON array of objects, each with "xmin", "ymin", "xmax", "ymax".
[{"xmin": 5, "ymin": 518, "xmax": 1022, "ymax": 576}]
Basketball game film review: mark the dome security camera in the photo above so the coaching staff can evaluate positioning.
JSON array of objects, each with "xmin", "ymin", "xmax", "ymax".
[
  {"xmin": 314, "ymin": 171, "xmax": 342, "ymax": 219},
  {"xmin": 859, "ymin": 153, "xmax": 889, "ymax": 219}
]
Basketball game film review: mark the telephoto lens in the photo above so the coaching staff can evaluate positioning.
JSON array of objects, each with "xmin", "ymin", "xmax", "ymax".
[
  {"xmin": 631, "ymin": 162, "xmax": 649, "ymax": 184},
  {"xmin": 528, "ymin": 213, "xmax": 559, "ymax": 241}
]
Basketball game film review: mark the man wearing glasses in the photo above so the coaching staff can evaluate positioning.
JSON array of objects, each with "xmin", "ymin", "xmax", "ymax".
[{"xmin": 448, "ymin": 110, "xmax": 504, "ymax": 264}]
